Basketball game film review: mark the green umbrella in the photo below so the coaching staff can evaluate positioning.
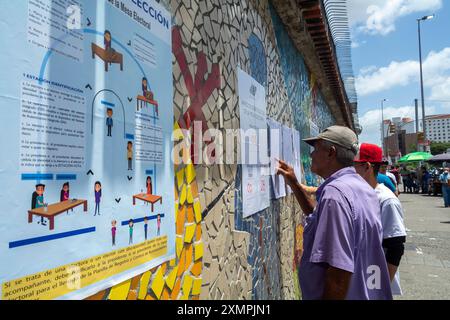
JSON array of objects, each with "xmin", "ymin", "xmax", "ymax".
[{"xmin": 398, "ymin": 152, "xmax": 432, "ymax": 163}]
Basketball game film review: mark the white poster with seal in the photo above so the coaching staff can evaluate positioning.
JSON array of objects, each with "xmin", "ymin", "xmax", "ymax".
[{"xmin": 237, "ymin": 68, "xmax": 270, "ymax": 218}]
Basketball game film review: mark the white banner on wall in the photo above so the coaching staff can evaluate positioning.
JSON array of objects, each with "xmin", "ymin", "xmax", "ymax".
[
  {"xmin": 282, "ymin": 125, "xmax": 294, "ymax": 194},
  {"xmin": 267, "ymin": 118, "xmax": 286, "ymax": 199},
  {"xmin": 292, "ymin": 128, "xmax": 302, "ymax": 184},
  {"xmin": 237, "ymin": 68, "xmax": 270, "ymax": 218}
]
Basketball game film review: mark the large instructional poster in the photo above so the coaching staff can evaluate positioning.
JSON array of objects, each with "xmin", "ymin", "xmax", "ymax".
[{"xmin": 0, "ymin": 0, "xmax": 175, "ymax": 300}]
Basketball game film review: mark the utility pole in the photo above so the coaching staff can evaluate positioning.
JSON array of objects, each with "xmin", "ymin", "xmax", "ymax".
[
  {"xmin": 417, "ymin": 14, "xmax": 434, "ymax": 146},
  {"xmin": 415, "ymin": 99, "xmax": 419, "ymax": 133},
  {"xmin": 381, "ymin": 98, "xmax": 387, "ymax": 158}
]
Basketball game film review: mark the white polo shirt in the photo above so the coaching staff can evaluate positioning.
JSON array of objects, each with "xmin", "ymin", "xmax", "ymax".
[{"xmin": 375, "ymin": 183, "xmax": 407, "ymax": 295}]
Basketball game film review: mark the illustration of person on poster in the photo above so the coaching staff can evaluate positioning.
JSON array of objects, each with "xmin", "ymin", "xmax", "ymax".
[
  {"xmin": 111, "ymin": 220, "xmax": 117, "ymax": 246},
  {"xmin": 144, "ymin": 217, "xmax": 148, "ymax": 240},
  {"xmin": 146, "ymin": 176, "xmax": 152, "ymax": 195},
  {"xmin": 142, "ymin": 77, "xmax": 153, "ymax": 100},
  {"xmin": 60, "ymin": 182, "xmax": 70, "ymax": 202},
  {"xmin": 104, "ymin": 30, "xmax": 118, "ymax": 61},
  {"xmin": 157, "ymin": 214, "xmax": 161, "ymax": 236},
  {"xmin": 31, "ymin": 184, "xmax": 46, "ymax": 226},
  {"xmin": 94, "ymin": 181, "xmax": 102, "ymax": 216},
  {"xmin": 128, "ymin": 219, "xmax": 134, "ymax": 244},
  {"xmin": 127, "ymin": 141, "xmax": 133, "ymax": 171},
  {"xmin": 60, "ymin": 182, "xmax": 72, "ymax": 214},
  {"xmin": 106, "ymin": 108, "xmax": 113, "ymax": 137}
]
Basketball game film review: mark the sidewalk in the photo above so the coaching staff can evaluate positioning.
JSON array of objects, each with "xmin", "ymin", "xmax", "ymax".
[{"xmin": 396, "ymin": 192, "xmax": 450, "ymax": 300}]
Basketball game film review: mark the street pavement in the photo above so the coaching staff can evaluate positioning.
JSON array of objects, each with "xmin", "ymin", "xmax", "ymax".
[{"xmin": 396, "ymin": 192, "xmax": 450, "ymax": 300}]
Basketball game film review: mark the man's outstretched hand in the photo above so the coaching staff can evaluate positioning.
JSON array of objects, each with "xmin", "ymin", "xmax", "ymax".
[
  {"xmin": 276, "ymin": 159, "xmax": 298, "ymax": 187},
  {"xmin": 276, "ymin": 158, "xmax": 316, "ymax": 215}
]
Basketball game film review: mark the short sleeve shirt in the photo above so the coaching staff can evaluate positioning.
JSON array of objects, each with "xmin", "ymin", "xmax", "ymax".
[
  {"xmin": 377, "ymin": 174, "xmax": 396, "ymax": 193},
  {"xmin": 439, "ymin": 172, "xmax": 450, "ymax": 183},
  {"xmin": 375, "ymin": 184, "xmax": 407, "ymax": 239},
  {"xmin": 299, "ymin": 167, "xmax": 393, "ymax": 300},
  {"xmin": 375, "ymin": 184, "xmax": 407, "ymax": 295}
]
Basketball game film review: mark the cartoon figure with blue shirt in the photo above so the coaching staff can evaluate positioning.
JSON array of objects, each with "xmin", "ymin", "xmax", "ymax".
[
  {"xmin": 144, "ymin": 216, "xmax": 148, "ymax": 240},
  {"xmin": 106, "ymin": 108, "xmax": 113, "ymax": 137},
  {"xmin": 129, "ymin": 219, "xmax": 134, "ymax": 244}
]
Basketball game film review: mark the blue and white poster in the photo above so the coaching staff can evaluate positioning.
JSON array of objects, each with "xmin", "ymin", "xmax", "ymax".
[{"xmin": 0, "ymin": 0, "xmax": 175, "ymax": 299}]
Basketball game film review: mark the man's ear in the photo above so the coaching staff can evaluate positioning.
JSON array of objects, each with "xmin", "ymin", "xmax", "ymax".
[
  {"xmin": 328, "ymin": 145, "xmax": 337, "ymax": 158},
  {"xmin": 365, "ymin": 162, "xmax": 371, "ymax": 173}
]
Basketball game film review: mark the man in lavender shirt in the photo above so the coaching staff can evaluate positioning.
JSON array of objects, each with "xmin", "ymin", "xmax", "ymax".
[{"xmin": 277, "ymin": 126, "xmax": 392, "ymax": 300}]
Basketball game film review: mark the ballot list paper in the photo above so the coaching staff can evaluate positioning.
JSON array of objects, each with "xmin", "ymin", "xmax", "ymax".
[
  {"xmin": 292, "ymin": 128, "xmax": 302, "ymax": 184},
  {"xmin": 238, "ymin": 68, "xmax": 270, "ymax": 218},
  {"xmin": 267, "ymin": 118, "xmax": 286, "ymax": 199},
  {"xmin": 282, "ymin": 125, "xmax": 294, "ymax": 194}
]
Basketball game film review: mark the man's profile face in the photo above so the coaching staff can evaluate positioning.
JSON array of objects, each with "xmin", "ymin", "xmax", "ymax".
[
  {"xmin": 380, "ymin": 165, "xmax": 387, "ymax": 174},
  {"xmin": 310, "ymin": 140, "xmax": 330, "ymax": 177},
  {"xmin": 105, "ymin": 32, "xmax": 111, "ymax": 42},
  {"xmin": 354, "ymin": 162, "xmax": 371, "ymax": 181},
  {"xmin": 353, "ymin": 162, "xmax": 366, "ymax": 177}
]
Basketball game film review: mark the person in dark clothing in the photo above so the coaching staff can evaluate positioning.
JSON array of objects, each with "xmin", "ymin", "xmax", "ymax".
[{"xmin": 31, "ymin": 184, "xmax": 47, "ymax": 226}]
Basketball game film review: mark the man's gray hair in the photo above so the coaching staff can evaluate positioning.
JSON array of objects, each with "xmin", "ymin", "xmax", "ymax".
[{"xmin": 321, "ymin": 140, "xmax": 359, "ymax": 167}]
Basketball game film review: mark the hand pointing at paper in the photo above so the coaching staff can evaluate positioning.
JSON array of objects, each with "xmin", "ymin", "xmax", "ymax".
[
  {"xmin": 276, "ymin": 158, "xmax": 317, "ymax": 215},
  {"xmin": 276, "ymin": 158, "xmax": 298, "ymax": 187}
]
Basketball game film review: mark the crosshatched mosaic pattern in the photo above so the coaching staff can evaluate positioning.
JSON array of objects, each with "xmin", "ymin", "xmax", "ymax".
[
  {"xmin": 270, "ymin": 4, "xmax": 335, "ymax": 187},
  {"xmin": 87, "ymin": 0, "xmax": 343, "ymax": 300}
]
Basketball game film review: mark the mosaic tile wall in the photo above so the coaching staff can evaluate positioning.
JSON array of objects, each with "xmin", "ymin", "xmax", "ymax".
[{"xmin": 86, "ymin": 0, "xmax": 338, "ymax": 300}]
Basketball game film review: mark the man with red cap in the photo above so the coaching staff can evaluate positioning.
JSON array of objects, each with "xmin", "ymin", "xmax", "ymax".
[{"xmin": 354, "ymin": 143, "xmax": 407, "ymax": 296}]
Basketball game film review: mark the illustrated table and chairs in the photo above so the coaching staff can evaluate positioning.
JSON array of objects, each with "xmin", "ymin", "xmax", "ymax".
[
  {"xmin": 28, "ymin": 199, "xmax": 88, "ymax": 231},
  {"xmin": 132, "ymin": 193, "xmax": 162, "ymax": 212},
  {"xmin": 28, "ymin": 193, "xmax": 162, "ymax": 231},
  {"xmin": 136, "ymin": 95, "xmax": 159, "ymax": 115},
  {"xmin": 91, "ymin": 43, "xmax": 123, "ymax": 72}
]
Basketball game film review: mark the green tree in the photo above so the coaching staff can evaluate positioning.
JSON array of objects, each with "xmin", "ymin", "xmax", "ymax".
[
  {"xmin": 430, "ymin": 142, "xmax": 450, "ymax": 155},
  {"xmin": 408, "ymin": 143, "xmax": 417, "ymax": 152}
]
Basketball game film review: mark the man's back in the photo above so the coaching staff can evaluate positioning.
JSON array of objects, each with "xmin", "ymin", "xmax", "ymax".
[
  {"xmin": 300, "ymin": 167, "xmax": 393, "ymax": 300},
  {"xmin": 375, "ymin": 184, "xmax": 407, "ymax": 295}
]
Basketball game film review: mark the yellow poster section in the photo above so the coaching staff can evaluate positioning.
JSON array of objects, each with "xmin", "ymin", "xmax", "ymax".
[{"xmin": 2, "ymin": 236, "xmax": 168, "ymax": 300}]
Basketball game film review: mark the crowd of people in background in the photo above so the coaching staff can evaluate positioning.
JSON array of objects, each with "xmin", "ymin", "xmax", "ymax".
[
  {"xmin": 373, "ymin": 159, "xmax": 450, "ymax": 210},
  {"xmin": 398, "ymin": 165, "xmax": 447, "ymax": 195}
]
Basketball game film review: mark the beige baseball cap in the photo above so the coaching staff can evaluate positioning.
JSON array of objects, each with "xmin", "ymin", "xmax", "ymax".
[{"xmin": 303, "ymin": 125, "xmax": 359, "ymax": 153}]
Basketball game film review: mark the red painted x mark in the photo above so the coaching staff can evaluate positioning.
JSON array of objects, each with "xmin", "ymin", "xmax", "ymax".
[{"xmin": 172, "ymin": 26, "xmax": 221, "ymax": 134}]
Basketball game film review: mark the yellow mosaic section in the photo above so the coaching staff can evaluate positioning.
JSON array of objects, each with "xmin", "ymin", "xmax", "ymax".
[{"xmin": 86, "ymin": 124, "xmax": 203, "ymax": 300}]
